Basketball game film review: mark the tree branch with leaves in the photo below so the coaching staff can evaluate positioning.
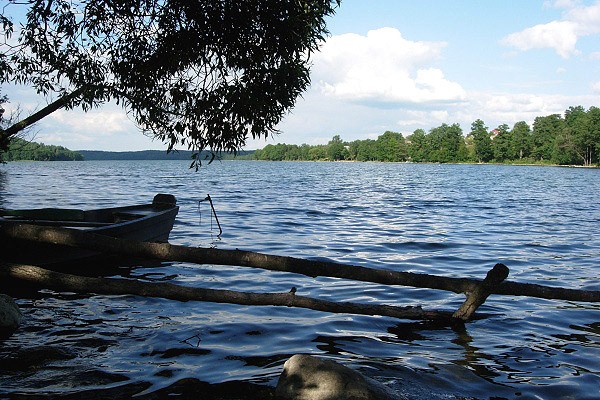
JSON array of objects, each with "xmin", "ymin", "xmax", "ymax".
[{"xmin": 0, "ymin": 0, "xmax": 340, "ymax": 166}]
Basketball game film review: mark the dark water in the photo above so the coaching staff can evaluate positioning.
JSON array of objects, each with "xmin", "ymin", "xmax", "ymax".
[{"xmin": 0, "ymin": 160, "xmax": 599, "ymax": 399}]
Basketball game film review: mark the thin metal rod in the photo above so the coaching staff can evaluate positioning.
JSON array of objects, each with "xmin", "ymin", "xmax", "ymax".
[{"xmin": 205, "ymin": 194, "xmax": 222, "ymax": 237}]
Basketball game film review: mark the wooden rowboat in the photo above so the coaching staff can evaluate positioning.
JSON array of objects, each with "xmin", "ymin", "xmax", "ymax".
[{"xmin": 0, "ymin": 194, "xmax": 179, "ymax": 267}]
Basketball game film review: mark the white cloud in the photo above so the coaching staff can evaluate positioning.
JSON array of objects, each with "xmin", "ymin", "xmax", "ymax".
[
  {"xmin": 590, "ymin": 51, "xmax": 600, "ymax": 59},
  {"xmin": 453, "ymin": 91, "xmax": 600, "ymax": 130},
  {"xmin": 481, "ymin": 94, "xmax": 559, "ymax": 115},
  {"xmin": 501, "ymin": 1, "xmax": 600, "ymax": 58},
  {"xmin": 544, "ymin": 0, "xmax": 581, "ymax": 9},
  {"xmin": 565, "ymin": 2, "xmax": 600, "ymax": 34},
  {"xmin": 501, "ymin": 21, "xmax": 579, "ymax": 58},
  {"xmin": 312, "ymin": 28, "xmax": 466, "ymax": 106},
  {"xmin": 556, "ymin": 67, "xmax": 567, "ymax": 73},
  {"xmin": 592, "ymin": 81, "xmax": 600, "ymax": 93},
  {"xmin": 431, "ymin": 110, "xmax": 450, "ymax": 121},
  {"xmin": 37, "ymin": 132, "xmax": 96, "ymax": 144},
  {"xmin": 395, "ymin": 119, "xmax": 427, "ymax": 127},
  {"xmin": 42, "ymin": 107, "xmax": 171, "ymax": 151},
  {"xmin": 48, "ymin": 108, "xmax": 132, "ymax": 135},
  {"xmin": 396, "ymin": 110, "xmax": 448, "ymax": 128}
]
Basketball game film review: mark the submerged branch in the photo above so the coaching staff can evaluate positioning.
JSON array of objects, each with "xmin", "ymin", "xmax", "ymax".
[
  {"xmin": 1, "ymin": 223, "xmax": 598, "ymax": 303},
  {"xmin": 453, "ymin": 263, "xmax": 510, "ymax": 321},
  {"xmin": 0, "ymin": 263, "xmax": 454, "ymax": 321}
]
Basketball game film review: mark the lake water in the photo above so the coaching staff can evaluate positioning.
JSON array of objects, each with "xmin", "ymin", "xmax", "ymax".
[{"xmin": 0, "ymin": 160, "xmax": 599, "ymax": 399}]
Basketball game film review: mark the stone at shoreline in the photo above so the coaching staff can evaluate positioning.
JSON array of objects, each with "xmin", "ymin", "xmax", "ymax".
[
  {"xmin": 275, "ymin": 354, "xmax": 399, "ymax": 400},
  {"xmin": 0, "ymin": 294, "xmax": 22, "ymax": 331}
]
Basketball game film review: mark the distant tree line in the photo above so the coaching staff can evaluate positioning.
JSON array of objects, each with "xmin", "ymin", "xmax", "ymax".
[
  {"xmin": 78, "ymin": 150, "xmax": 254, "ymax": 161},
  {"xmin": 254, "ymin": 106, "xmax": 600, "ymax": 166},
  {"xmin": 1, "ymin": 145, "xmax": 257, "ymax": 162},
  {"xmin": 0, "ymin": 137, "xmax": 83, "ymax": 161}
]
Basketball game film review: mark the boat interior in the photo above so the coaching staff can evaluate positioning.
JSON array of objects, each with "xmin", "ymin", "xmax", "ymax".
[{"xmin": 0, "ymin": 194, "xmax": 177, "ymax": 228}]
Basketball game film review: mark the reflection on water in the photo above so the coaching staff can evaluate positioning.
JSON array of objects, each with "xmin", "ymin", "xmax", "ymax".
[{"xmin": 0, "ymin": 160, "xmax": 599, "ymax": 399}]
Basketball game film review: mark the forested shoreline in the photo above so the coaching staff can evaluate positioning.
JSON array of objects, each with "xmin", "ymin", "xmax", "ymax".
[
  {"xmin": 2, "ymin": 106, "xmax": 598, "ymax": 166},
  {"xmin": 77, "ymin": 150, "xmax": 252, "ymax": 161},
  {"xmin": 0, "ymin": 145, "xmax": 251, "ymax": 162},
  {"xmin": 254, "ymin": 106, "xmax": 600, "ymax": 167},
  {"xmin": 0, "ymin": 138, "xmax": 83, "ymax": 161}
]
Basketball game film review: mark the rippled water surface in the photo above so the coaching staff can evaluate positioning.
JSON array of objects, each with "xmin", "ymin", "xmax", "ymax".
[{"xmin": 0, "ymin": 160, "xmax": 599, "ymax": 399}]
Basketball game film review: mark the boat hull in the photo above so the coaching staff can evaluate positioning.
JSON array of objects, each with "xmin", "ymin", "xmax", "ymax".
[{"xmin": 1, "ymin": 194, "xmax": 179, "ymax": 268}]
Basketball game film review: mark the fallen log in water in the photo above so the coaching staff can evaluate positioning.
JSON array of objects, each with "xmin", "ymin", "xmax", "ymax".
[
  {"xmin": 1, "ymin": 222, "xmax": 599, "ymax": 303},
  {"xmin": 0, "ymin": 263, "xmax": 454, "ymax": 321},
  {"xmin": 453, "ymin": 263, "xmax": 509, "ymax": 321}
]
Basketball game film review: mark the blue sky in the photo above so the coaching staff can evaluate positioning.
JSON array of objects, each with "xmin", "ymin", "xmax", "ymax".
[{"xmin": 3, "ymin": 0, "xmax": 600, "ymax": 151}]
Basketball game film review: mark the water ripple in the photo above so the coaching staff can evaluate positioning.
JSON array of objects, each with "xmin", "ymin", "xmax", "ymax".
[{"xmin": 1, "ymin": 161, "xmax": 599, "ymax": 399}]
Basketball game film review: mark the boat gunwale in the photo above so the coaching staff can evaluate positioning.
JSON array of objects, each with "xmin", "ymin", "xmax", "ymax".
[{"xmin": 0, "ymin": 203, "xmax": 179, "ymax": 232}]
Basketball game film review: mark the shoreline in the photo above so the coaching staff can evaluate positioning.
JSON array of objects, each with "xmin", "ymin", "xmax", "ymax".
[
  {"xmin": 235, "ymin": 159, "xmax": 600, "ymax": 169},
  {"xmin": 2, "ymin": 158, "xmax": 599, "ymax": 169}
]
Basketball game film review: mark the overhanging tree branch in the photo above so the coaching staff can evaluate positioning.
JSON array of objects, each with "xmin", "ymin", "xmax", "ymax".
[
  {"xmin": 0, "ymin": 88, "xmax": 83, "ymax": 147},
  {"xmin": 1, "ymin": 1, "xmax": 341, "ymax": 162}
]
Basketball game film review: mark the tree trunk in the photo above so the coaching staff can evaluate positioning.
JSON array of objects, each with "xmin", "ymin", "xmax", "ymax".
[
  {"xmin": 1, "ymin": 223, "xmax": 599, "ymax": 303},
  {"xmin": 0, "ymin": 89, "xmax": 83, "ymax": 146},
  {"xmin": 0, "ymin": 263, "xmax": 455, "ymax": 322}
]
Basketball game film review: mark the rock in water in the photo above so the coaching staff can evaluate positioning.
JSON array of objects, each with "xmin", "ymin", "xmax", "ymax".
[
  {"xmin": 276, "ymin": 354, "xmax": 398, "ymax": 400},
  {"xmin": 0, "ymin": 294, "xmax": 22, "ymax": 331}
]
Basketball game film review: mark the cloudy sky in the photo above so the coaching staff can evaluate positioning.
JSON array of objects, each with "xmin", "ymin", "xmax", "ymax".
[{"xmin": 4, "ymin": 0, "xmax": 600, "ymax": 151}]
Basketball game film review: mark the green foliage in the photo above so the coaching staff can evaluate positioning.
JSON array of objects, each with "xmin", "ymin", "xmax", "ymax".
[
  {"xmin": 586, "ymin": 107, "xmax": 600, "ymax": 165},
  {"xmin": 308, "ymin": 145, "xmax": 328, "ymax": 160},
  {"xmin": 510, "ymin": 121, "xmax": 532, "ymax": 160},
  {"xmin": 427, "ymin": 123, "xmax": 465, "ymax": 163},
  {"xmin": 254, "ymin": 144, "xmax": 301, "ymax": 161},
  {"xmin": 1, "ymin": 138, "xmax": 83, "ymax": 161},
  {"xmin": 559, "ymin": 105, "xmax": 599, "ymax": 166},
  {"xmin": 327, "ymin": 135, "xmax": 347, "ymax": 160},
  {"xmin": 253, "ymin": 128, "xmax": 450, "ymax": 163},
  {"xmin": 350, "ymin": 139, "xmax": 378, "ymax": 161},
  {"xmin": 406, "ymin": 129, "xmax": 427, "ymax": 162},
  {"xmin": 0, "ymin": 0, "xmax": 340, "ymax": 163},
  {"xmin": 468, "ymin": 119, "xmax": 493, "ymax": 162},
  {"xmin": 492, "ymin": 124, "xmax": 511, "ymax": 162},
  {"xmin": 532, "ymin": 114, "xmax": 564, "ymax": 161},
  {"xmin": 376, "ymin": 131, "xmax": 406, "ymax": 162},
  {"xmin": 253, "ymin": 106, "xmax": 600, "ymax": 167}
]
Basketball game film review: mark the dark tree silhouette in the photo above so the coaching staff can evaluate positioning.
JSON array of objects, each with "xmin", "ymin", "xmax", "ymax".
[{"xmin": 0, "ymin": 0, "xmax": 340, "ymax": 165}]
